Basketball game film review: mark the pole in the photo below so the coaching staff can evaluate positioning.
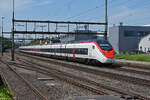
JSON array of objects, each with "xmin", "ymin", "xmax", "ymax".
[
  {"xmin": 1, "ymin": 17, "xmax": 4, "ymax": 56},
  {"xmin": 104, "ymin": 0, "xmax": 108, "ymax": 40},
  {"xmin": 11, "ymin": 0, "xmax": 15, "ymax": 61}
]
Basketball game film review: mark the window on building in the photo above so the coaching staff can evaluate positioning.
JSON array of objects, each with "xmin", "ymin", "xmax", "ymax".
[
  {"xmin": 145, "ymin": 32, "xmax": 150, "ymax": 36},
  {"xmin": 138, "ymin": 31, "xmax": 145, "ymax": 36},
  {"xmin": 124, "ymin": 31, "xmax": 136, "ymax": 37},
  {"xmin": 138, "ymin": 31, "xmax": 150, "ymax": 37}
]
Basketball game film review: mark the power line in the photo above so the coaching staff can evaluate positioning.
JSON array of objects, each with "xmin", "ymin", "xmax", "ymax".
[
  {"xmin": 83, "ymin": 0, "xmax": 138, "ymax": 21},
  {"xmin": 66, "ymin": 0, "xmax": 132, "ymax": 20},
  {"xmin": 65, "ymin": 4, "xmax": 104, "ymax": 20},
  {"xmin": 64, "ymin": 0, "xmax": 116, "ymax": 20}
]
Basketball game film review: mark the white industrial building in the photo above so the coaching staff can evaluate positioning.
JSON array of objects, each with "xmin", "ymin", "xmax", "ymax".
[{"xmin": 139, "ymin": 34, "xmax": 150, "ymax": 53}]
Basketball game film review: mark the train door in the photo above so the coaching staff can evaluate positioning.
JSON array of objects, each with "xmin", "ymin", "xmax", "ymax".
[
  {"xmin": 54, "ymin": 48, "xmax": 56, "ymax": 56},
  {"xmin": 60, "ymin": 44, "xmax": 62, "ymax": 57},
  {"xmin": 65, "ymin": 44, "xmax": 68, "ymax": 59},
  {"xmin": 73, "ymin": 48, "xmax": 76, "ymax": 59},
  {"xmin": 89, "ymin": 45, "xmax": 92, "ymax": 57},
  {"xmin": 91, "ymin": 45, "xmax": 96, "ymax": 57},
  {"xmin": 92, "ymin": 45, "xmax": 97, "ymax": 58}
]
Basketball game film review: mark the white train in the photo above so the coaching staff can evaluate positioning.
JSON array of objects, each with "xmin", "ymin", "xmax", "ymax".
[{"xmin": 19, "ymin": 39, "xmax": 116, "ymax": 64}]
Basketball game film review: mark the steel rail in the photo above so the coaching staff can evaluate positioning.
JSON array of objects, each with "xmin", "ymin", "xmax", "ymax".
[
  {"xmin": 17, "ymin": 52, "xmax": 150, "ymax": 88},
  {"xmin": 11, "ymin": 62, "xmax": 107, "ymax": 95},
  {"xmin": 3, "ymin": 53, "xmax": 106, "ymax": 95},
  {"xmin": 110, "ymin": 67, "xmax": 150, "ymax": 76},
  {"xmin": 21, "ymin": 52, "xmax": 150, "ymax": 77},
  {"xmin": 114, "ymin": 63, "xmax": 150, "ymax": 70}
]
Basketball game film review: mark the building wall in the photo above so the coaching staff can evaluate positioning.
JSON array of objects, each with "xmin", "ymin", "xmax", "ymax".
[
  {"xmin": 119, "ymin": 26, "xmax": 139, "ymax": 53},
  {"xmin": 109, "ymin": 25, "xmax": 150, "ymax": 54},
  {"xmin": 109, "ymin": 26, "xmax": 119, "ymax": 53}
]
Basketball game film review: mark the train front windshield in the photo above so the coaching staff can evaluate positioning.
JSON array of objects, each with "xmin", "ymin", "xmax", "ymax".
[{"xmin": 97, "ymin": 40, "xmax": 113, "ymax": 51}]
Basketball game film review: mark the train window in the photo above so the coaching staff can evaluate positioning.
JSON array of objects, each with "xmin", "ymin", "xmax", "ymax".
[
  {"xmin": 68, "ymin": 48, "xmax": 73, "ymax": 54},
  {"xmin": 50, "ymin": 49, "xmax": 55, "ymax": 53},
  {"xmin": 44, "ymin": 49, "xmax": 50, "ymax": 52},
  {"xmin": 25, "ymin": 47, "xmax": 88, "ymax": 55},
  {"xmin": 69, "ymin": 48, "xmax": 73, "ymax": 54},
  {"xmin": 38, "ymin": 49, "xmax": 41, "ymax": 52},
  {"xmin": 75, "ymin": 48, "xmax": 88, "ymax": 55},
  {"xmin": 83, "ymin": 48, "xmax": 88, "ymax": 55},
  {"xmin": 62, "ymin": 48, "xmax": 66, "ymax": 53},
  {"xmin": 56, "ymin": 49, "xmax": 59, "ymax": 53}
]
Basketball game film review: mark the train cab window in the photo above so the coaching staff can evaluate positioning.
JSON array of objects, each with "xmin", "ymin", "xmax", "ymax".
[{"xmin": 97, "ymin": 40, "xmax": 112, "ymax": 51}]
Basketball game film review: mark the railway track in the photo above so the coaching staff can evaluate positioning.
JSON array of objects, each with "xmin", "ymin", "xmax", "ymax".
[
  {"xmin": 16, "ymin": 52, "xmax": 150, "ymax": 77},
  {"xmin": 114, "ymin": 63, "xmax": 150, "ymax": 71},
  {"xmin": 11, "ymin": 55, "xmax": 149, "ymax": 100},
  {"xmin": 0, "ymin": 58, "xmax": 48, "ymax": 100},
  {"xmin": 16, "ymin": 52, "xmax": 150, "ymax": 88},
  {"xmin": 11, "ymin": 61, "xmax": 107, "ymax": 96},
  {"xmin": 108, "ymin": 67, "xmax": 150, "ymax": 76},
  {"xmin": 4, "ymin": 52, "xmax": 108, "ymax": 96}
]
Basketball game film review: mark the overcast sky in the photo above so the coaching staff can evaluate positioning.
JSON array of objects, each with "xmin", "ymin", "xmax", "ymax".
[{"xmin": 0, "ymin": 0, "xmax": 150, "ymax": 32}]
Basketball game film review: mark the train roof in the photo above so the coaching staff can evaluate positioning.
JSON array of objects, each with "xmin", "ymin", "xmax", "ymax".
[
  {"xmin": 19, "ymin": 39, "xmax": 108, "ymax": 48},
  {"xmin": 67, "ymin": 39, "xmax": 107, "ymax": 43}
]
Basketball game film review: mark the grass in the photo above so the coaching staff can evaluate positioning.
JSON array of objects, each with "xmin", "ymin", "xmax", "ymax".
[
  {"xmin": 116, "ymin": 54, "xmax": 150, "ymax": 62},
  {"xmin": 0, "ymin": 85, "xmax": 13, "ymax": 100}
]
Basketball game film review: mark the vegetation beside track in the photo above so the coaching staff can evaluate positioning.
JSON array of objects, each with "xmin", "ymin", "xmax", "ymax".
[
  {"xmin": 26, "ymin": 40, "xmax": 40, "ymax": 46},
  {"xmin": 0, "ymin": 85, "xmax": 13, "ymax": 100},
  {"xmin": 116, "ymin": 54, "xmax": 150, "ymax": 62},
  {"xmin": 0, "ymin": 37, "xmax": 12, "ymax": 50}
]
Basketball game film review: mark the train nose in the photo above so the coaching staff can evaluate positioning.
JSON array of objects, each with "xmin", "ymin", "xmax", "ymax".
[{"xmin": 103, "ymin": 51, "xmax": 115, "ymax": 59}]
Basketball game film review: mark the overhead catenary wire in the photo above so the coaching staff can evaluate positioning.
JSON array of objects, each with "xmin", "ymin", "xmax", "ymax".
[
  {"xmin": 65, "ymin": 4, "xmax": 105, "ymax": 20},
  {"xmin": 51, "ymin": 0, "xmax": 139, "ymax": 21},
  {"xmin": 83, "ymin": 0, "xmax": 144, "ymax": 22},
  {"xmin": 65, "ymin": 0, "xmax": 115, "ymax": 20}
]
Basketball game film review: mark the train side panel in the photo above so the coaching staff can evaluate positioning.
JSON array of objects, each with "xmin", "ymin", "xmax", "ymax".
[{"xmin": 19, "ymin": 41, "xmax": 115, "ymax": 64}]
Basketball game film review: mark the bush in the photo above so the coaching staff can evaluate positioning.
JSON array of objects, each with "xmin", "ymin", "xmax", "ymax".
[{"xmin": 0, "ymin": 85, "xmax": 13, "ymax": 100}]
